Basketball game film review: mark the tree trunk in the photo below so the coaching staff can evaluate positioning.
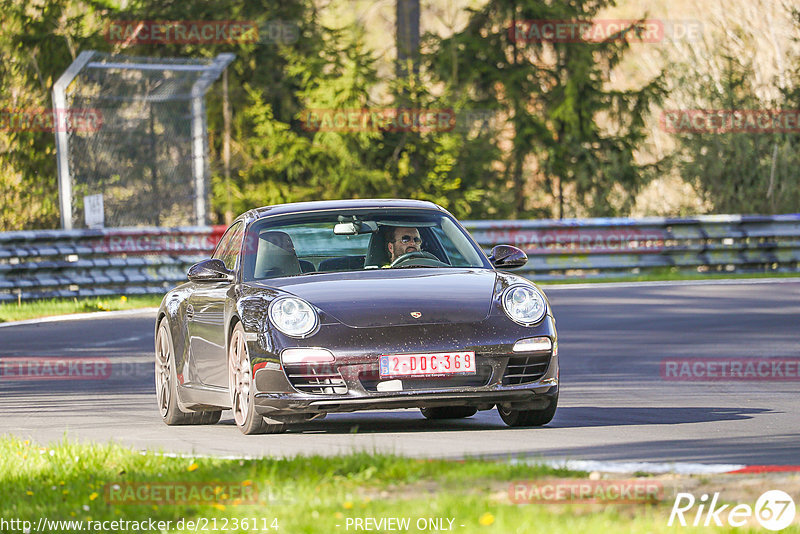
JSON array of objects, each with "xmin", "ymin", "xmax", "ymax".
[{"xmin": 395, "ymin": 0, "xmax": 420, "ymax": 81}]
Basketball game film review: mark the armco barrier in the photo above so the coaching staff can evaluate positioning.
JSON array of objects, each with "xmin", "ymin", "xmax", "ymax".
[
  {"xmin": 0, "ymin": 226, "xmax": 225, "ymax": 302},
  {"xmin": 0, "ymin": 214, "xmax": 798, "ymax": 301},
  {"xmin": 465, "ymin": 214, "xmax": 800, "ymax": 280}
]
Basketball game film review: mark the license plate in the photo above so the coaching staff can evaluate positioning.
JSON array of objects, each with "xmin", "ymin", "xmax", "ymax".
[{"xmin": 379, "ymin": 351, "xmax": 476, "ymax": 378}]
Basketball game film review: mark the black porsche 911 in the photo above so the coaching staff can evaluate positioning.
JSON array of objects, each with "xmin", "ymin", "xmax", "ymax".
[{"xmin": 154, "ymin": 199, "xmax": 558, "ymax": 434}]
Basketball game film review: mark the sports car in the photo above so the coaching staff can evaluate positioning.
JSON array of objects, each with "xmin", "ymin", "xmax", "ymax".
[{"xmin": 154, "ymin": 199, "xmax": 558, "ymax": 434}]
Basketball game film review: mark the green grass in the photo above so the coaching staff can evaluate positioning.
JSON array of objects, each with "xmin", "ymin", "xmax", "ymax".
[
  {"xmin": 0, "ymin": 437, "xmax": 767, "ymax": 533},
  {"xmin": 538, "ymin": 269, "xmax": 800, "ymax": 285},
  {"xmin": 0, "ymin": 295, "xmax": 163, "ymax": 323}
]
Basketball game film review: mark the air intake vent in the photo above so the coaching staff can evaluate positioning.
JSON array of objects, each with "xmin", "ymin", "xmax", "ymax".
[
  {"xmin": 502, "ymin": 353, "xmax": 551, "ymax": 385},
  {"xmin": 284, "ymin": 364, "xmax": 347, "ymax": 394}
]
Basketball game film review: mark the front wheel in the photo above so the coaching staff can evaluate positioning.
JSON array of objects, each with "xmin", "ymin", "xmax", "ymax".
[
  {"xmin": 228, "ymin": 323, "xmax": 286, "ymax": 435},
  {"xmin": 497, "ymin": 395, "xmax": 558, "ymax": 427}
]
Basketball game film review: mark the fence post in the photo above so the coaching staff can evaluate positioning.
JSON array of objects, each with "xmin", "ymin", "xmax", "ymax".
[{"xmin": 53, "ymin": 51, "xmax": 96, "ymax": 231}]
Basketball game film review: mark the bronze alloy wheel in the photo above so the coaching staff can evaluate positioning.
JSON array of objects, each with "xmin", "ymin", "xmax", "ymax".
[{"xmin": 228, "ymin": 322, "xmax": 285, "ymax": 434}]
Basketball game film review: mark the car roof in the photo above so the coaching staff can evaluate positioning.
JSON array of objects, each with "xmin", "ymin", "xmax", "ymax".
[{"xmin": 245, "ymin": 199, "xmax": 444, "ymax": 221}]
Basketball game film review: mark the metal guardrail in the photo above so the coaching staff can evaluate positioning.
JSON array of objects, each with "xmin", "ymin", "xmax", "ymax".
[
  {"xmin": 0, "ymin": 226, "xmax": 224, "ymax": 302},
  {"xmin": 465, "ymin": 214, "xmax": 800, "ymax": 280},
  {"xmin": 1, "ymin": 214, "xmax": 799, "ymax": 301}
]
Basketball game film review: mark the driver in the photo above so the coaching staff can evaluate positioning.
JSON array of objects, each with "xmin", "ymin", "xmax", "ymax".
[{"xmin": 387, "ymin": 226, "xmax": 422, "ymax": 263}]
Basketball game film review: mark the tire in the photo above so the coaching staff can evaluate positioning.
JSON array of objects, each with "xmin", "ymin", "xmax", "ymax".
[
  {"xmin": 420, "ymin": 406, "xmax": 478, "ymax": 420},
  {"xmin": 497, "ymin": 394, "xmax": 558, "ymax": 427},
  {"xmin": 228, "ymin": 322, "xmax": 286, "ymax": 435},
  {"xmin": 155, "ymin": 317, "xmax": 221, "ymax": 425}
]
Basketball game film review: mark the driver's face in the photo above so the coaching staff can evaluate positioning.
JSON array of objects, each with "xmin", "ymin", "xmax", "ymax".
[{"xmin": 388, "ymin": 227, "xmax": 421, "ymax": 262}]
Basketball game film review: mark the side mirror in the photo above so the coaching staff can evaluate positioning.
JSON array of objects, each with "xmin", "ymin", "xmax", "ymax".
[
  {"xmin": 188, "ymin": 259, "xmax": 234, "ymax": 283},
  {"xmin": 488, "ymin": 245, "xmax": 527, "ymax": 270}
]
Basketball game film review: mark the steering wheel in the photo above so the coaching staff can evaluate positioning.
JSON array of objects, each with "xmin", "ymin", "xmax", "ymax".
[{"xmin": 390, "ymin": 251, "xmax": 446, "ymax": 268}]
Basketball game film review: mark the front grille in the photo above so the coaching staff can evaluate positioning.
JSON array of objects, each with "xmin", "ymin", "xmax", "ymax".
[
  {"xmin": 502, "ymin": 352, "xmax": 551, "ymax": 385},
  {"xmin": 284, "ymin": 364, "xmax": 347, "ymax": 395}
]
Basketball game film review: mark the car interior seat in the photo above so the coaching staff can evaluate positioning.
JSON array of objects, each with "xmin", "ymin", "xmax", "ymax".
[
  {"xmin": 253, "ymin": 231, "xmax": 302, "ymax": 278},
  {"xmin": 364, "ymin": 227, "xmax": 391, "ymax": 267}
]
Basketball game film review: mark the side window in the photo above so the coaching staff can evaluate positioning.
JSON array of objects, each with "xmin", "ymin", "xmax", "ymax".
[{"xmin": 213, "ymin": 222, "xmax": 244, "ymax": 271}]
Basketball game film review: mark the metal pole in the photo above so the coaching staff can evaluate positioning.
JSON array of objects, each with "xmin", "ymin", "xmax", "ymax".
[
  {"xmin": 223, "ymin": 67, "xmax": 232, "ymax": 225},
  {"xmin": 191, "ymin": 94, "xmax": 206, "ymax": 226},
  {"xmin": 53, "ymin": 51, "xmax": 95, "ymax": 230},
  {"xmin": 190, "ymin": 53, "xmax": 235, "ymax": 227}
]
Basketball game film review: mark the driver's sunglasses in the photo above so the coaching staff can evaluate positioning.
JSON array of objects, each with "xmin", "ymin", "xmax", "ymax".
[{"xmin": 396, "ymin": 235, "xmax": 422, "ymax": 244}]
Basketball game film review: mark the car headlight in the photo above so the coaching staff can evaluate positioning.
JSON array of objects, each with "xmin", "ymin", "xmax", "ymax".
[
  {"xmin": 268, "ymin": 297, "xmax": 318, "ymax": 337},
  {"xmin": 502, "ymin": 284, "xmax": 547, "ymax": 325}
]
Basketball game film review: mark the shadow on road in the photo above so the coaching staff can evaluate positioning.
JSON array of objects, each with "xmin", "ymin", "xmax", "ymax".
[
  {"xmin": 546, "ymin": 406, "xmax": 771, "ymax": 428},
  {"xmin": 474, "ymin": 433, "xmax": 800, "ymax": 465},
  {"xmin": 211, "ymin": 405, "xmax": 772, "ymax": 435}
]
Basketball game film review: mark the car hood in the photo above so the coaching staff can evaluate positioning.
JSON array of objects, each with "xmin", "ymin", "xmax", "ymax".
[{"xmin": 249, "ymin": 268, "xmax": 497, "ymax": 327}]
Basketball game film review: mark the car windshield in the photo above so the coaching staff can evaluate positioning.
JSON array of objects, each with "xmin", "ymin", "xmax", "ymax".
[{"xmin": 240, "ymin": 209, "xmax": 491, "ymax": 281}]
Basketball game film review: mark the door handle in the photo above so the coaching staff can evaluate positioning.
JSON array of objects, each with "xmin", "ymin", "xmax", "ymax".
[{"xmin": 186, "ymin": 304, "xmax": 194, "ymax": 319}]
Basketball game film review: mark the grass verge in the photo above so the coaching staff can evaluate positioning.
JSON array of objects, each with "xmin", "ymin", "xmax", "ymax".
[
  {"xmin": 0, "ymin": 437, "xmax": 739, "ymax": 533},
  {"xmin": 0, "ymin": 295, "xmax": 163, "ymax": 323}
]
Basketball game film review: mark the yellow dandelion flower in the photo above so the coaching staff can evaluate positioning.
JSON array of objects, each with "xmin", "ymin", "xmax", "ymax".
[
  {"xmin": 89, "ymin": 492, "xmax": 98, "ymax": 501},
  {"xmin": 479, "ymin": 513, "xmax": 495, "ymax": 526},
  {"xmin": 335, "ymin": 512, "xmax": 343, "ymax": 519},
  {"xmin": 343, "ymin": 501, "xmax": 353, "ymax": 509},
  {"xmin": 242, "ymin": 480, "xmax": 252, "ymax": 487},
  {"xmin": 187, "ymin": 463, "xmax": 199, "ymax": 472},
  {"xmin": 212, "ymin": 503, "xmax": 226, "ymax": 511},
  {"xmin": 120, "ymin": 296, "xmax": 127, "ymax": 302},
  {"xmin": 26, "ymin": 491, "xmax": 33, "ymax": 496}
]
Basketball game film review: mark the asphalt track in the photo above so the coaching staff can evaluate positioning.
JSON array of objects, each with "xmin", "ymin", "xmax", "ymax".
[{"xmin": 1, "ymin": 279, "xmax": 798, "ymax": 466}]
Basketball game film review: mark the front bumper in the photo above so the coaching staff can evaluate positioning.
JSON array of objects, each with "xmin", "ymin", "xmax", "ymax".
[
  {"xmin": 253, "ymin": 383, "xmax": 558, "ymax": 415},
  {"xmin": 250, "ymin": 313, "xmax": 559, "ymax": 417}
]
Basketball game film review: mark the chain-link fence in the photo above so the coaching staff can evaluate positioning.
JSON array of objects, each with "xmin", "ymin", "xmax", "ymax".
[{"xmin": 53, "ymin": 51, "xmax": 234, "ymax": 229}]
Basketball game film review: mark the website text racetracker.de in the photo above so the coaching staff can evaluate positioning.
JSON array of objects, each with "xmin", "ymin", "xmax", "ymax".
[
  {"xmin": 1, "ymin": 518, "xmax": 168, "ymax": 533},
  {"xmin": 1, "ymin": 517, "xmax": 280, "ymax": 532}
]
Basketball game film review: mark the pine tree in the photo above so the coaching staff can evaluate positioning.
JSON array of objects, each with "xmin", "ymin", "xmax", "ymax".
[{"xmin": 427, "ymin": 0, "xmax": 665, "ymax": 218}]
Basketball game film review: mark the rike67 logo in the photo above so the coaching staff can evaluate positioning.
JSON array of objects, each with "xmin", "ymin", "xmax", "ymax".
[{"xmin": 669, "ymin": 490, "xmax": 796, "ymax": 531}]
